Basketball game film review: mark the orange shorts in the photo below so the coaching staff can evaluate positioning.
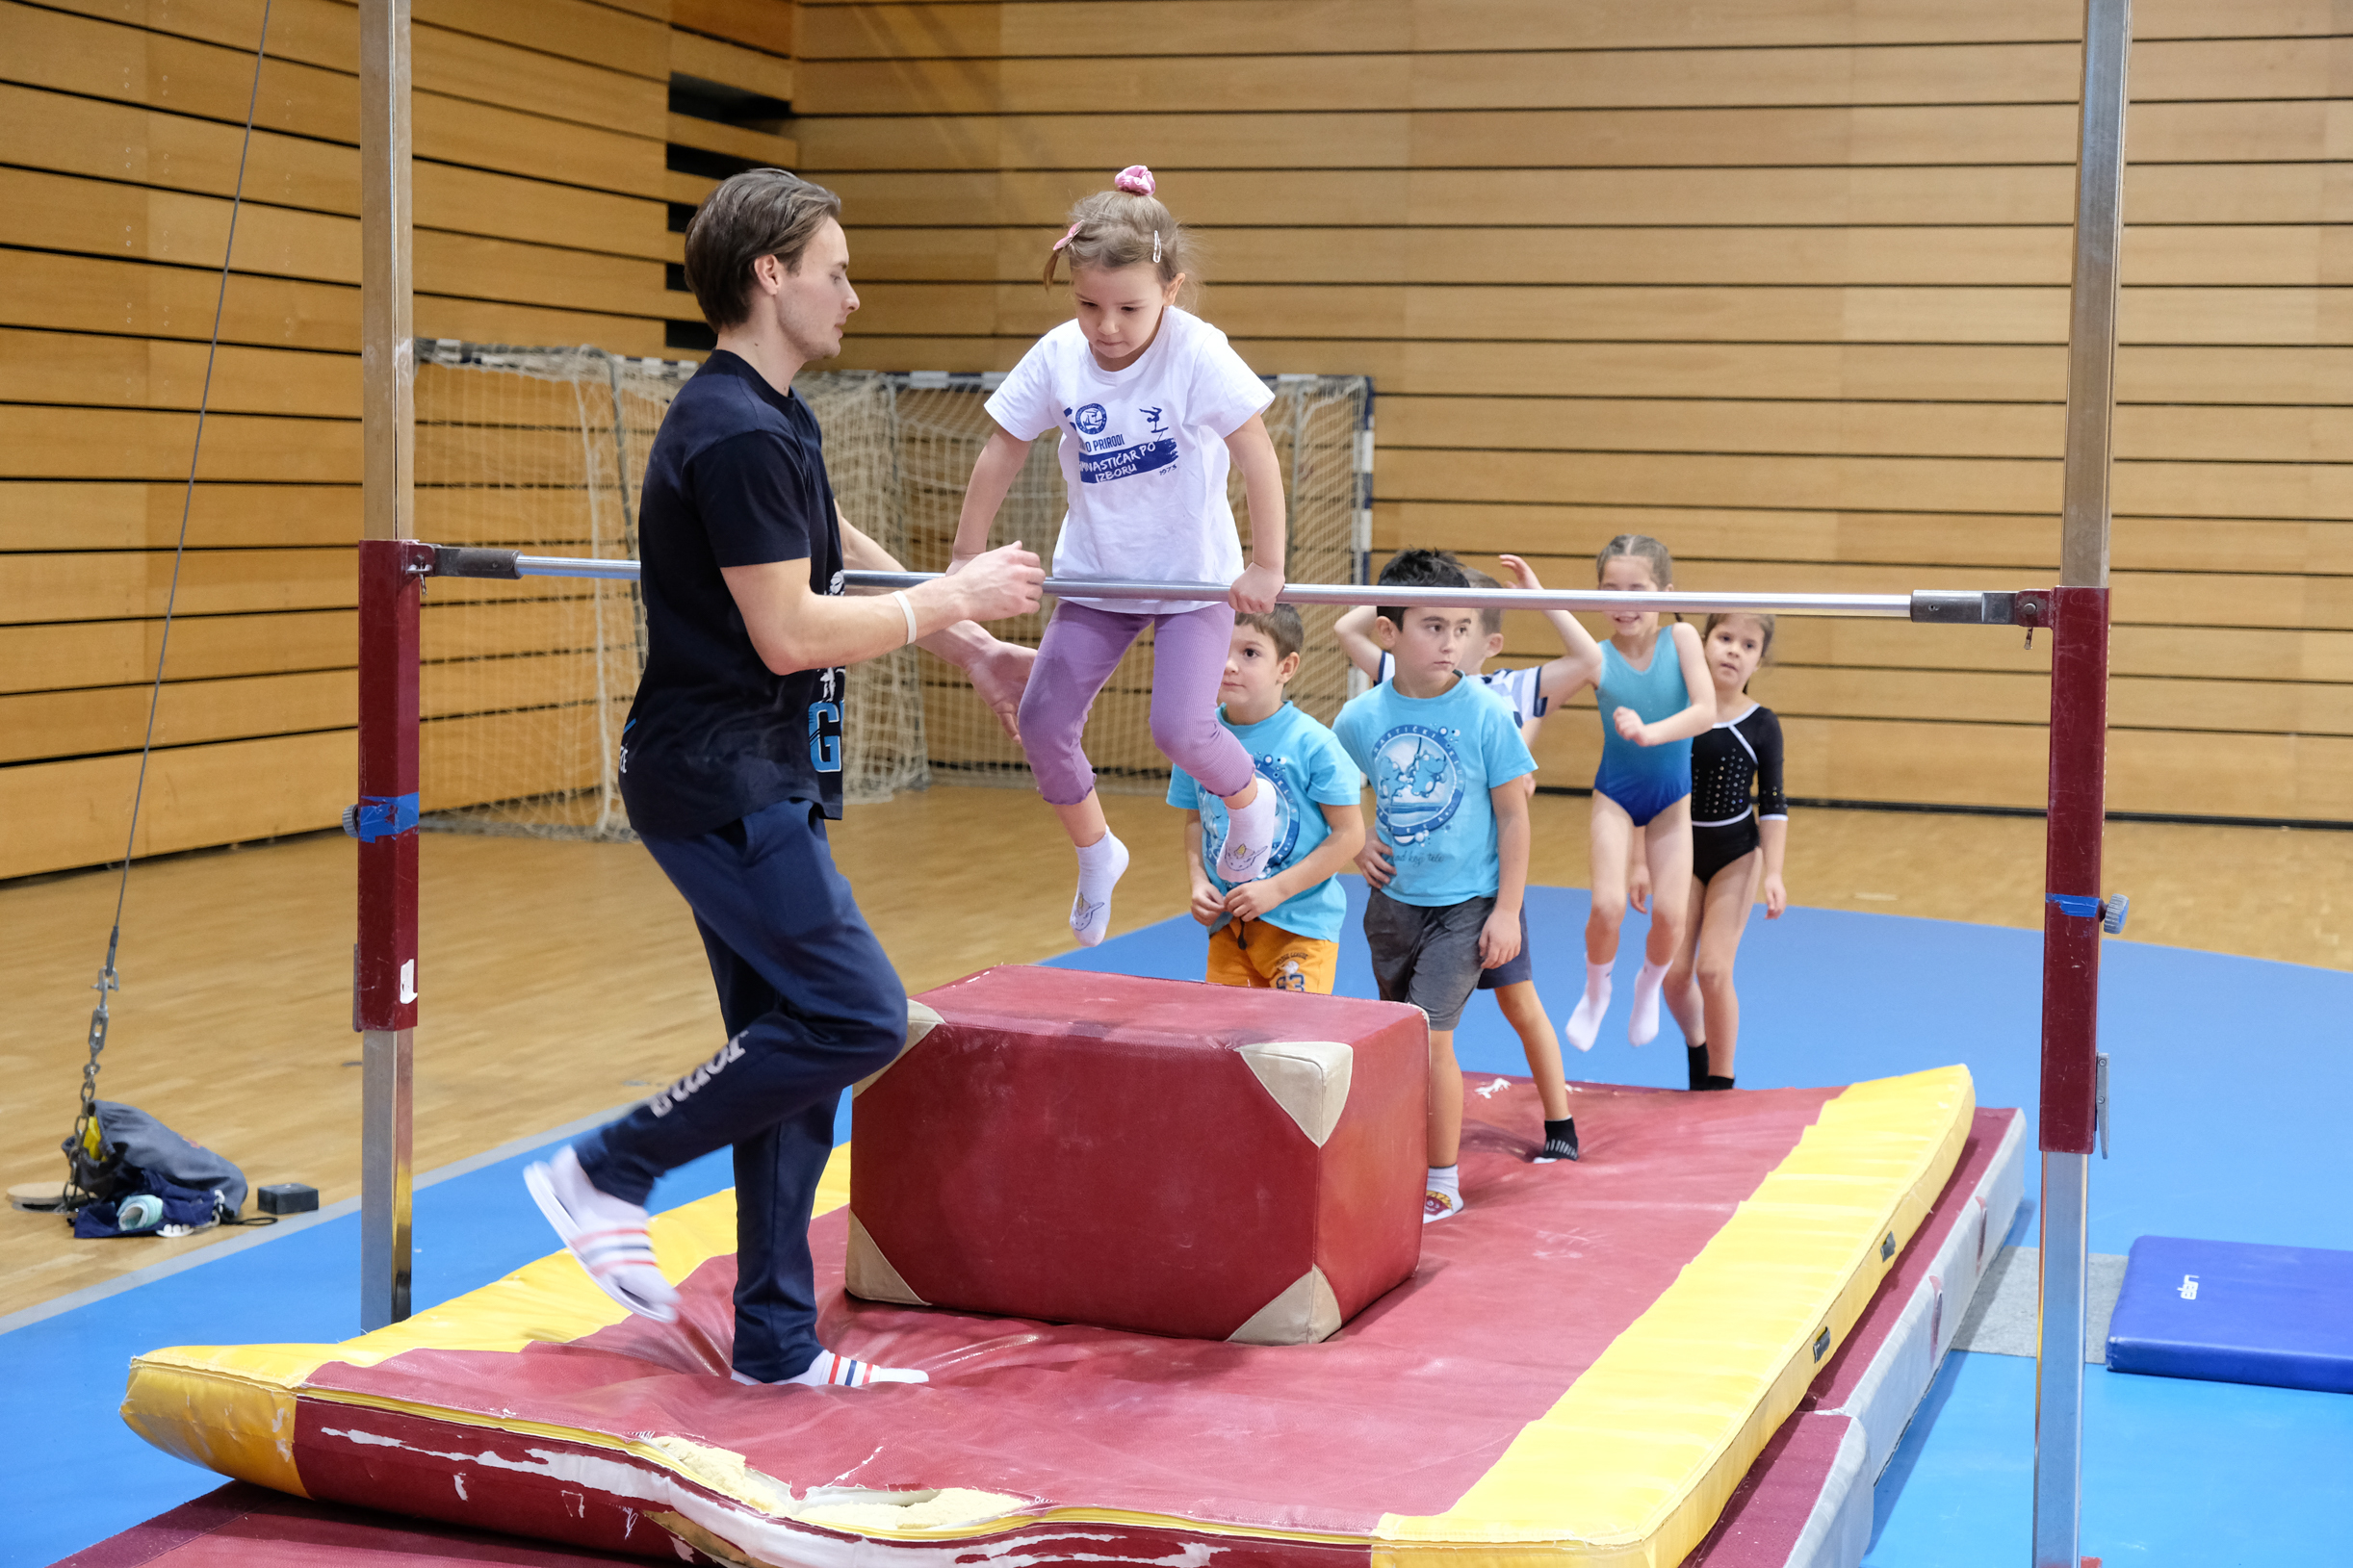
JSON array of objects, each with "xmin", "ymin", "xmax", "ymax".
[{"xmin": 1204, "ymin": 917, "xmax": 1339, "ymax": 994}]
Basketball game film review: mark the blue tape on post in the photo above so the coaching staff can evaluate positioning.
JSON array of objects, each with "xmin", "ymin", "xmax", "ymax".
[
  {"xmin": 348, "ymin": 792, "xmax": 420, "ymax": 843},
  {"xmin": 2047, "ymin": 893, "xmax": 2104, "ymax": 919}
]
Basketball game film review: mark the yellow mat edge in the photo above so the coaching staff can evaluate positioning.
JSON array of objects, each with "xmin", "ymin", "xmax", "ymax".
[{"xmin": 1372, "ymin": 1064, "xmax": 1976, "ymax": 1565}]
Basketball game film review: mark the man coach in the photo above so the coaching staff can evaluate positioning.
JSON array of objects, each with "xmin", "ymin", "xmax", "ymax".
[{"xmin": 527, "ymin": 169, "xmax": 1046, "ymax": 1388}]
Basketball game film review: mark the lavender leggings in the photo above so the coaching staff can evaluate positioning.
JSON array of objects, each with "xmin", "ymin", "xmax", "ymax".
[{"xmin": 1019, "ymin": 599, "xmax": 1254, "ymax": 807}]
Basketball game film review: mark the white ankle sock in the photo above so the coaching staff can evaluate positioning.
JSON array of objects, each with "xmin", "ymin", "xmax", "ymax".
[
  {"xmin": 1215, "ymin": 782, "xmax": 1278, "ymax": 884},
  {"xmin": 1628, "ymin": 960, "xmax": 1670, "ymax": 1045},
  {"xmin": 1423, "ymin": 1164, "xmax": 1463, "ymax": 1221},
  {"xmin": 1070, "ymin": 832, "xmax": 1129, "ymax": 947},
  {"xmin": 734, "ymin": 1351, "xmax": 928, "ymax": 1389},
  {"xmin": 1564, "ymin": 961, "xmax": 1612, "ymax": 1052}
]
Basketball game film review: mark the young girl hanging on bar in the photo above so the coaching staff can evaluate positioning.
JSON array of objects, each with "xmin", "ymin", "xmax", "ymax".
[
  {"xmin": 954, "ymin": 165, "xmax": 1287, "ymax": 945},
  {"xmin": 1564, "ymin": 535, "xmax": 1716, "ymax": 1051},
  {"xmin": 1664, "ymin": 613, "xmax": 1788, "ymax": 1090}
]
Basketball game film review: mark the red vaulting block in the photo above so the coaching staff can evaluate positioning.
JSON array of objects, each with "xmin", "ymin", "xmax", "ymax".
[{"xmin": 846, "ymin": 964, "xmax": 1429, "ymax": 1344}]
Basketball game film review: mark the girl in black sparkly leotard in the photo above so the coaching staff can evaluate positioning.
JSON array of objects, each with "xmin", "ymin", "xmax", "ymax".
[{"xmin": 1664, "ymin": 613, "xmax": 1788, "ymax": 1091}]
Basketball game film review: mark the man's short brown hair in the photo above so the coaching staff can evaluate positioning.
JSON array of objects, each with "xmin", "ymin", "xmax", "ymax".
[{"xmin": 682, "ymin": 168, "xmax": 843, "ymax": 331}]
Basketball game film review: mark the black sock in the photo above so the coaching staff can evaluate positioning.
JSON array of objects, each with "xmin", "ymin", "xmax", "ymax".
[
  {"xmin": 1686, "ymin": 1044, "xmax": 1709, "ymax": 1091},
  {"xmin": 1539, "ymin": 1117, "xmax": 1580, "ymax": 1162},
  {"xmin": 1704, "ymin": 1074, "xmax": 1737, "ymax": 1092}
]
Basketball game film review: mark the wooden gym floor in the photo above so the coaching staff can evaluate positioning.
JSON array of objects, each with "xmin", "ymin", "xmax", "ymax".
[{"xmin": 4, "ymin": 784, "xmax": 2347, "ymax": 1319}]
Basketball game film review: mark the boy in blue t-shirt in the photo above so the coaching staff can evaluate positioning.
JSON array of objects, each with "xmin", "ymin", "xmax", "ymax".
[
  {"xmin": 1170, "ymin": 605, "xmax": 1365, "ymax": 992},
  {"xmin": 1336, "ymin": 551, "xmax": 1594, "ymax": 1162},
  {"xmin": 1332, "ymin": 553, "xmax": 1548, "ymax": 1223}
]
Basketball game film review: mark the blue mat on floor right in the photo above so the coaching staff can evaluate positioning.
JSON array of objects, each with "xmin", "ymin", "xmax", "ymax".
[{"xmin": 2106, "ymin": 1236, "xmax": 2353, "ymax": 1394}]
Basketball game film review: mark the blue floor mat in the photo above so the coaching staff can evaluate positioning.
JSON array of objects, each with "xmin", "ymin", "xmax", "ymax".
[{"xmin": 2106, "ymin": 1235, "xmax": 2353, "ymax": 1394}]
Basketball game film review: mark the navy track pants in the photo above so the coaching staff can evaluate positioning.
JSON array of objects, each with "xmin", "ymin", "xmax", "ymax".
[{"xmin": 573, "ymin": 796, "xmax": 905, "ymax": 1382}]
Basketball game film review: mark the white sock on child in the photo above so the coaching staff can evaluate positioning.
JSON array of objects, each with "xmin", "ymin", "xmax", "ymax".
[
  {"xmin": 1564, "ymin": 961, "xmax": 1612, "ymax": 1052},
  {"xmin": 1215, "ymin": 782, "xmax": 1278, "ymax": 885},
  {"xmin": 733, "ymin": 1351, "xmax": 928, "ymax": 1389},
  {"xmin": 1424, "ymin": 1163, "xmax": 1463, "ymax": 1223},
  {"xmin": 1628, "ymin": 960, "xmax": 1670, "ymax": 1046},
  {"xmin": 1070, "ymin": 831, "xmax": 1129, "ymax": 948}
]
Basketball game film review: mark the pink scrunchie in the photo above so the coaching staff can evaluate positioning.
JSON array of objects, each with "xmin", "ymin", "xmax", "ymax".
[{"xmin": 1114, "ymin": 165, "xmax": 1155, "ymax": 196}]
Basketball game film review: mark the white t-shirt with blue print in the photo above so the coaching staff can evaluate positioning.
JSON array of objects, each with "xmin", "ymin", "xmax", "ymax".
[
  {"xmin": 1332, "ymin": 675, "xmax": 1538, "ymax": 909},
  {"xmin": 984, "ymin": 307, "xmax": 1273, "ymax": 616},
  {"xmin": 1166, "ymin": 702, "xmax": 1364, "ymax": 942}
]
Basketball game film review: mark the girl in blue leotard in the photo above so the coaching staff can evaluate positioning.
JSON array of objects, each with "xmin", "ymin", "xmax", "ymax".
[{"xmin": 1564, "ymin": 535, "xmax": 1716, "ymax": 1053}]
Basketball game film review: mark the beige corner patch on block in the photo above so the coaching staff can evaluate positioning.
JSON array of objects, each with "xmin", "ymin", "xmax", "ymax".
[
  {"xmin": 1229, "ymin": 1265, "xmax": 1342, "ymax": 1346},
  {"xmin": 853, "ymin": 1000, "xmax": 944, "ymax": 1098},
  {"xmin": 1236, "ymin": 1040, "xmax": 1354, "ymax": 1145},
  {"xmin": 843, "ymin": 1213, "xmax": 926, "ymax": 1305}
]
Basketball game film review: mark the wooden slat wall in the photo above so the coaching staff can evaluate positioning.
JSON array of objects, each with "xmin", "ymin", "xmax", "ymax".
[
  {"xmin": 0, "ymin": 0, "xmax": 799, "ymax": 880},
  {"xmin": 795, "ymin": 0, "xmax": 2353, "ymax": 822}
]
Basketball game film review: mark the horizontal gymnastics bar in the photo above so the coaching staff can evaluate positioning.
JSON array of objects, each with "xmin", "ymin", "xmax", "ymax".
[{"xmin": 432, "ymin": 547, "xmax": 2030, "ymax": 625}]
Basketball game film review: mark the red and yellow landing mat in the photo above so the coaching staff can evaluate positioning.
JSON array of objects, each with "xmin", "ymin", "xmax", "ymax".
[{"xmin": 123, "ymin": 1067, "xmax": 1975, "ymax": 1568}]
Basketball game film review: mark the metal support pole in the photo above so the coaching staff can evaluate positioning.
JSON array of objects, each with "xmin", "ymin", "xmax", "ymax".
[
  {"xmin": 358, "ymin": 0, "xmax": 415, "ymax": 1333},
  {"xmin": 2035, "ymin": 0, "xmax": 2129, "ymax": 1560}
]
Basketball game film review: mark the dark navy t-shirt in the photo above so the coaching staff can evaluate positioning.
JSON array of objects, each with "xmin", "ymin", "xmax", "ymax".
[{"xmin": 618, "ymin": 351, "xmax": 845, "ymax": 836}]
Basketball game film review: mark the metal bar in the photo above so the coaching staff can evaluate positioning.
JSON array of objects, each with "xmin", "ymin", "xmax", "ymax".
[
  {"xmin": 2036, "ymin": 0, "xmax": 2131, "ymax": 1560},
  {"xmin": 842, "ymin": 573, "xmax": 1925, "ymax": 619},
  {"xmin": 467, "ymin": 551, "xmax": 2023, "ymax": 622},
  {"xmin": 358, "ymin": 0, "xmax": 415, "ymax": 1334}
]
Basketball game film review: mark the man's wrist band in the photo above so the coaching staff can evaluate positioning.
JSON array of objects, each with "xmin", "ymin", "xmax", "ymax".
[{"xmin": 892, "ymin": 589, "xmax": 918, "ymax": 647}]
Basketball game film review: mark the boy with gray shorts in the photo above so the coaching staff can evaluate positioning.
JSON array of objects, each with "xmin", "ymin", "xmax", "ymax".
[{"xmin": 1333, "ymin": 550, "xmax": 1542, "ymax": 1222}]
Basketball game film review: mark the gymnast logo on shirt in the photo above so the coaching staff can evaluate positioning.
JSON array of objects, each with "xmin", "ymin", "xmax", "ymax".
[{"xmin": 1371, "ymin": 726, "xmax": 1464, "ymax": 847}]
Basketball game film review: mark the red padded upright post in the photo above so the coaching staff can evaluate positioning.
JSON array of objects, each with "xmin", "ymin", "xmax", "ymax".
[
  {"xmin": 354, "ymin": 538, "xmax": 428, "ymax": 1033},
  {"xmin": 2038, "ymin": 584, "xmax": 2108, "ymax": 1157}
]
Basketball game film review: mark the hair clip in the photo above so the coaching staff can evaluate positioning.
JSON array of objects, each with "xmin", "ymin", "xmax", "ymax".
[
  {"xmin": 1151, "ymin": 231, "xmax": 1163, "ymax": 265},
  {"xmin": 1115, "ymin": 165, "xmax": 1155, "ymax": 196},
  {"xmin": 1051, "ymin": 221, "xmax": 1080, "ymax": 252}
]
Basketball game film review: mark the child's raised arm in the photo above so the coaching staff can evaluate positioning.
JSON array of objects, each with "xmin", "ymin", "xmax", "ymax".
[
  {"xmin": 952, "ymin": 423, "xmax": 1033, "ymax": 566},
  {"xmin": 1225, "ymin": 413, "xmax": 1286, "ymax": 614},
  {"xmin": 1612, "ymin": 621, "xmax": 1717, "ymax": 748},
  {"xmin": 1332, "ymin": 605, "xmax": 1386, "ymax": 679},
  {"xmin": 1496, "ymin": 553, "xmax": 1602, "ymax": 707}
]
